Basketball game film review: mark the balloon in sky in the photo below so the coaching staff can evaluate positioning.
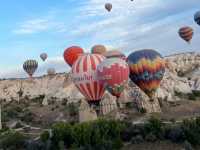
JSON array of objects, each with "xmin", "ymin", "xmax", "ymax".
[
  {"xmin": 23, "ymin": 60, "xmax": 38, "ymax": 78},
  {"xmin": 72, "ymin": 54, "xmax": 105, "ymax": 105},
  {"xmin": 91, "ymin": 45, "xmax": 107, "ymax": 55},
  {"xmin": 178, "ymin": 26, "xmax": 193, "ymax": 43},
  {"xmin": 103, "ymin": 50, "xmax": 126, "ymax": 61},
  {"xmin": 97, "ymin": 58, "xmax": 129, "ymax": 98},
  {"xmin": 105, "ymin": 3, "xmax": 112, "ymax": 12},
  {"xmin": 194, "ymin": 11, "xmax": 200, "ymax": 26},
  {"xmin": 63, "ymin": 46, "xmax": 84, "ymax": 67},
  {"xmin": 40, "ymin": 53, "xmax": 48, "ymax": 61},
  {"xmin": 127, "ymin": 49, "xmax": 165, "ymax": 100},
  {"xmin": 47, "ymin": 68, "xmax": 56, "ymax": 76}
]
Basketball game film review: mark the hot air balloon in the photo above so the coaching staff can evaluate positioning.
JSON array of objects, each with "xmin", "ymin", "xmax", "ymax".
[
  {"xmin": 40, "ymin": 53, "xmax": 48, "ymax": 61},
  {"xmin": 23, "ymin": 60, "xmax": 38, "ymax": 78},
  {"xmin": 105, "ymin": 3, "xmax": 112, "ymax": 12},
  {"xmin": 103, "ymin": 50, "xmax": 126, "ymax": 61},
  {"xmin": 178, "ymin": 26, "xmax": 194, "ymax": 43},
  {"xmin": 47, "ymin": 68, "xmax": 56, "ymax": 76},
  {"xmin": 97, "ymin": 58, "xmax": 129, "ymax": 99},
  {"xmin": 72, "ymin": 54, "xmax": 105, "ymax": 107},
  {"xmin": 127, "ymin": 49, "xmax": 165, "ymax": 101},
  {"xmin": 63, "ymin": 46, "xmax": 84, "ymax": 67},
  {"xmin": 194, "ymin": 11, "xmax": 200, "ymax": 26},
  {"xmin": 91, "ymin": 45, "xmax": 107, "ymax": 55}
]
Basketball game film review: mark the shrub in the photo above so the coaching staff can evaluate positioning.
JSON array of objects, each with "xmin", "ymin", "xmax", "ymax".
[
  {"xmin": 144, "ymin": 116, "xmax": 164, "ymax": 139},
  {"xmin": 51, "ymin": 122, "xmax": 73, "ymax": 148},
  {"xmin": 181, "ymin": 119, "xmax": 200, "ymax": 145},
  {"xmin": 45, "ymin": 119, "xmax": 125, "ymax": 149},
  {"xmin": 25, "ymin": 140, "xmax": 45, "ymax": 150},
  {"xmin": 40, "ymin": 131, "xmax": 50, "ymax": 143},
  {"xmin": 139, "ymin": 108, "xmax": 147, "ymax": 114},
  {"xmin": 145, "ymin": 133, "xmax": 157, "ymax": 142},
  {"xmin": 192, "ymin": 90, "xmax": 200, "ymax": 97},
  {"xmin": 0, "ymin": 130, "xmax": 27, "ymax": 149},
  {"xmin": 67, "ymin": 103, "xmax": 79, "ymax": 117},
  {"xmin": 164, "ymin": 125, "xmax": 184, "ymax": 143},
  {"xmin": 131, "ymin": 135, "xmax": 144, "ymax": 144},
  {"xmin": 20, "ymin": 110, "xmax": 34, "ymax": 123},
  {"xmin": 188, "ymin": 93, "xmax": 196, "ymax": 101}
]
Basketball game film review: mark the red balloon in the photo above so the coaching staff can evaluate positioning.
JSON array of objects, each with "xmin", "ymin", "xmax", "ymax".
[
  {"xmin": 97, "ymin": 58, "xmax": 129, "ymax": 98},
  {"xmin": 63, "ymin": 46, "xmax": 84, "ymax": 67},
  {"xmin": 72, "ymin": 54, "xmax": 106, "ymax": 105}
]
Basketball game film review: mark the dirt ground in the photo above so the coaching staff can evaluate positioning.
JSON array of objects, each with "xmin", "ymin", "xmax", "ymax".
[{"xmin": 160, "ymin": 99, "xmax": 200, "ymax": 121}]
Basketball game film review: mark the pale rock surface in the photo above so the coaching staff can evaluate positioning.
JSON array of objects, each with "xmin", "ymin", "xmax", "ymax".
[{"xmin": 0, "ymin": 52, "xmax": 200, "ymax": 115}]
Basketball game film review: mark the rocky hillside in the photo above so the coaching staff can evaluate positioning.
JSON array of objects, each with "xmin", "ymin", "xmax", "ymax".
[{"xmin": 0, "ymin": 52, "xmax": 200, "ymax": 114}]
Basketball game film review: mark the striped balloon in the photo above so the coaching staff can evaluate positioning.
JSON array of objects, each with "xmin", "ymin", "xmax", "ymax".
[
  {"xmin": 97, "ymin": 58, "xmax": 129, "ymax": 98},
  {"xmin": 72, "ymin": 54, "xmax": 105, "ymax": 104},
  {"xmin": 127, "ymin": 49, "xmax": 165, "ymax": 99},
  {"xmin": 194, "ymin": 11, "xmax": 200, "ymax": 26},
  {"xmin": 178, "ymin": 26, "xmax": 193, "ymax": 43},
  {"xmin": 23, "ymin": 60, "xmax": 38, "ymax": 78}
]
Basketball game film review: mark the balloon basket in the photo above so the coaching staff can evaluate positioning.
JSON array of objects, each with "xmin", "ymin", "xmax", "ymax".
[{"xmin": 88, "ymin": 101, "xmax": 101, "ymax": 116}]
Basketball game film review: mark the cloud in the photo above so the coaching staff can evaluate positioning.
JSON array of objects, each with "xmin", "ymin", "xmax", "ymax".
[
  {"xmin": 69, "ymin": 0, "xmax": 200, "ymax": 55},
  {"xmin": 13, "ymin": 17, "xmax": 66, "ymax": 35},
  {"xmin": 3, "ymin": 0, "xmax": 200, "ymax": 78}
]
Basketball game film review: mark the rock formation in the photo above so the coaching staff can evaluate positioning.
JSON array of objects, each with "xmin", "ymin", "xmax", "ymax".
[{"xmin": 0, "ymin": 52, "xmax": 199, "ymax": 116}]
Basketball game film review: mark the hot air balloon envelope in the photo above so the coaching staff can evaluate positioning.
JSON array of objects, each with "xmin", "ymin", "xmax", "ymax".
[
  {"xmin": 97, "ymin": 58, "xmax": 129, "ymax": 98},
  {"xmin": 40, "ymin": 53, "xmax": 48, "ymax": 61},
  {"xmin": 127, "ymin": 49, "xmax": 165, "ymax": 99},
  {"xmin": 63, "ymin": 46, "xmax": 84, "ymax": 67},
  {"xmin": 72, "ymin": 54, "xmax": 105, "ymax": 105},
  {"xmin": 105, "ymin": 3, "xmax": 112, "ymax": 12},
  {"xmin": 23, "ymin": 60, "xmax": 38, "ymax": 78},
  {"xmin": 103, "ymin": 50, "xmax": 126, "ymax": 61},
  {"xmin": 178, "ymin": 26, "xmax": 193, "ymax": 43},
  {"xmin": 91, "ymin": 45, "xmax": 107, "ymax": 55},
  {"xmin": 194, "ymin": 11, "xmax": 200, "ymax": 26}
]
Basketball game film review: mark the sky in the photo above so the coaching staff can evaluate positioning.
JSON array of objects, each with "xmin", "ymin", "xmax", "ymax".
[{"xmin": 0, "ymin": 0, "xmax": 200, "ymax": 78}]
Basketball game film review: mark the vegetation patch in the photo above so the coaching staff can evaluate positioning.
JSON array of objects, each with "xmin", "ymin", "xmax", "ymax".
[{"xmin": 174, "ymin": 90, "xmax": 200, "ymax": 101}]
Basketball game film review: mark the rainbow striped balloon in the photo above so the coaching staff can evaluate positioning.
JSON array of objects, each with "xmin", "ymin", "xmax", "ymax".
[
  {"xmin": 127, "ymin": 49, "xmax": 165, "ymax": 99},
  {"xmin": 72, "ymin": 54, "xmax": 105, "ymax": 105}
]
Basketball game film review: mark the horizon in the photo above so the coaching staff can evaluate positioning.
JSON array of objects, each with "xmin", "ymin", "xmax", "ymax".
[{"xmin": 0, "ymin": 0, "xmax": 200, "ymax": 78}]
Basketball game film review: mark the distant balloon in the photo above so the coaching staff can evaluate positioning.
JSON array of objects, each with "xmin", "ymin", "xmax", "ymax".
[
  {"xmin": 178, "ymin": 26, "xmax": 193, "ymax": 43},
  {"xmin": 23, "ymin": 60, "xmax": 38, "ymax": 78},
  {"xmin": 72, "ymin": 54, "xmax": 105, "ymax": 105},
  {"xmin": 97, "ymin": 58, "xmax": 129, "ymax": 98},
  {"xmin": 63, "ymin": 46, "xmax": 84, "ymax": 67},
  {"xmin": 105, "ymin": 3, "xmax": 112, "ymax": 12},
  {"xmin": 40, "ymin": 53, "xmax": 48, "ymax": 61},
  {"xmin": 91, "ymin": 45, "xmax": 107, "ymax": 55},
  {"xmin": 127, "ymin": 49, "xmax": 165, "ymax": 100},
  {"xmin": 103, "ymin": 50, "xmax": 126, "ymax": 61},
  {"xmin": 194, "ymin": 11, "xmax": 200, "ymax": 26},
  {"xmin": 47, "ymin": 68, "xmax": 56, "ymax": 76}
]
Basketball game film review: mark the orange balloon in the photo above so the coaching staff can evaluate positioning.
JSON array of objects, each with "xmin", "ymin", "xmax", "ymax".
[
  {"xmin": 91, "ymin": 45, "xmax": 107, "ymax": 54},
  {"xmin": 63, "ymin": 46, "xmax": 84, "ymax": 67}
]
